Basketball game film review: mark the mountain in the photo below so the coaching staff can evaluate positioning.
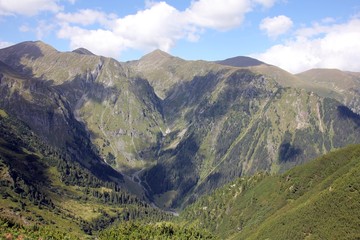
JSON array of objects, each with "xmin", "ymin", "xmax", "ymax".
[
  {"xmin": 1, "ymin": 41, "xmax": 360, "ymax": 212},
  {"xmin": 0, "ymin": 41, "xmax": 165, "ymax": 180},
  {"xmin": 215, "ymin": 56, "xmax": 266, "ymax": 67},
  {"xmin": 297, "ymin": 68, "xmax": 360, "ymax": 114},
  {"xmin": 0, "ymin": 108, "xmax": 172, "ymax": 237},
  {"xmin": 180, "ymin": 144, "xmax": 360, "ymax": 239},
  {"xmin": 0, "ymin": 40, "xmax": 360, "ymax": 237},
  {"xmin": 133, "ymin": 51, "xmax": 360, "ymax": 208},
  {"xmin": 72, "ymin": 47, "xmax": 95, "ymax": 55},
  {"xmin": 128, "ymin": 49, "xmax": 225, "ymax": 100}
]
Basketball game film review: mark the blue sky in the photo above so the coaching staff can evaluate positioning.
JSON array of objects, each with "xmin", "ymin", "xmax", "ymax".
[{"xmin": 0, "ymin": 0, "xmax": 360, "ymax": 73}]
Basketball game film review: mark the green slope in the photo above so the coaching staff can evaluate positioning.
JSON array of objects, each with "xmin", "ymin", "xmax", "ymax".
[
  {"xmin": 0, "ymin": 109, "xmax": 172, "ymax": 238},
  {"xmin": 296, "ymin": 68, "xmax": 360, "ymax": 114},
  {"xmin": 180, "ymin": 144, "xmax": 360, "ymax": 239}
]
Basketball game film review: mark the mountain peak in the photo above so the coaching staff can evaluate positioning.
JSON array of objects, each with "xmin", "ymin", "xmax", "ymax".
[
  {"xmin": 20, "ymin": 40, "xmax": 57, "ymax": 53},
  {"xmin": 140, "ymin": 49, "xmax": 173, "ymax": 62},
  {"xmin": 215, "ymin": 56, "xmax": 266, "ymax": 67},
  {"xmin": 72, "ymin": 47, "xmax": 95, "ymax": 56},
  {"xmin": 0, "ymin": 41, "xmax": 57, "ymax": 62}
]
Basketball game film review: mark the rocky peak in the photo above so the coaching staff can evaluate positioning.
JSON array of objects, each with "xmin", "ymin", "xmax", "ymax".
[
  {"xmin": 72, "ymin": 47, "xmax": 95, "ymax": 56},
  {"xmin": 139, "ymin": 49, "xmax": 175, "ymax": 64}
]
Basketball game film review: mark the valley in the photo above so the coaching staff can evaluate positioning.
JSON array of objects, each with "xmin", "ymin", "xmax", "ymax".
[{"xmin": 0, "ymin": 41, "xmax": 359, "ymax": 238}]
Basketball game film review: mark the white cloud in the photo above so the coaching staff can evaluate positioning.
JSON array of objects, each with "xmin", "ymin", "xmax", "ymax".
[
  {"xmin": 113, "ymin": 2, "xmax": 186, "ymax": 51},
  {"xmin": 254, "ymin": 17, "xmax": 360, "ymax": 73},
  {"xmin": 0, "ymin": 40, "xmax": 12, "ymax": 49},
  {"xmin": 56, "ymin": 0, "xmax": 277, "ymax": 59},
  {"xmin": 260, "ymin": 15, "xmax": 293, "ymax": 38},
  {"xmin": 57, "ymin": 2, "xmax": 184, "ymax": 57},
  {"xmin": 56, "ymin": 9, "xmax": 117, "ymax": 27},
  {"xmin": 19, "ymin": 21, "xmax": 55, "ymax": 40},
  {"xmin": 0, "ymin": 0, "xmax": 62, "ymax": 16},
  {"xmin": 35, "ymin": 21, "xmax": 56, "ymax": 39},
  {"xmin": 185, "ymin": 0, "xmax": 252, "ymax": 30},
  {"xmin": 58, "ymin": 24, "xmax": 125, "ymax": 58},
  {"xmin": 185, "ymin": 0, "xmax": 277, "ymax": 30}
]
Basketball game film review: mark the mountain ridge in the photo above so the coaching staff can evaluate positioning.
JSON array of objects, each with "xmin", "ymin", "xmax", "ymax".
[{"xmin": 0, "ymin": 41, "xmax": 359, "ymax": 211}]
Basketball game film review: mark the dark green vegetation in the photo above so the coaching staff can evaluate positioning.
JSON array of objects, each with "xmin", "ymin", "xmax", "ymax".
[
  {"xmin": 0, "ymin": 110, "xmax": 172, "ymax": 238},
  {"xmin": 0, "ymin": 41, "xmax": 360, "ymax": 238},
  {"xmin": 180, "ymin": 144, "xmax": 360, "ymax": 239},
  {"xmin": 0, "ymin": 217, "xmax": 77, "ymax": 240},
  {"xmin": 99, "ymin": 221, "xmax": 215, "ymax": 239}
]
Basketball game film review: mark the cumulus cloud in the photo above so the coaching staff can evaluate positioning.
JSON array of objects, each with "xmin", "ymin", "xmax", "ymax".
[
  {"xmin": 254, "ymin": 17, "xmax": 360, "ymax": 73},
  {"xmin": 260, "ymin": 15, "xmax": 293, "ymax": 38},
  {"xmin": 0, "ymin": 0, "xmax": 62, "ymax": 16},
  {"xmin": 112, "ymin": 2, "xmax": 186, "ymax": 52},
  {"xmin": 56, "ymin": 0, "xmax": 276, "ymax": 59},
  {"xmin": 57, "ymin": 2, "xmax": 184, "ymax": 57},
  {"xmin": 58, "ymin": 24, "xmax": 125, "ymax": 58},
  {"xmin": 0, "ymin": 40, "xmax": 12, "ymax": 49},
  {"xmin": 56, "ymin": 9, "xmax": 117, "ymax": 27},
  {"xmin": 185, "ymin": 0, "xmax": 252, "ymax": 30}
]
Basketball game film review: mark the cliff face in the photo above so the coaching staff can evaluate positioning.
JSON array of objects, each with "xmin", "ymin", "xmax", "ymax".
[{"xmin": 1, "ymin": 41, "xmax": 359, "ymax": 209}]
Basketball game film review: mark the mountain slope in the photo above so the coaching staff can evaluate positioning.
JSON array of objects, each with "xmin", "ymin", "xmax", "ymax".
[
  {"xmin": 128, "ymin": 49, "xmax": 226, "ymax": 99},
  {"xmin": 297, "ymin": 68, "xmax": 360, "ymax": 114},
  {"xmin": 0, "ymin": 58, "xmax": 104, "ymax": 172},
  {"xmin": 1, "ymin": 41, "xmax": 360, "ymax": 212},
  {"xmin": 180, "ymin": 144, "xmax": 360, "ymax": 239},
  {"xmin": 0, "ymin": 41, "xmax": 165, "ymax": 176},
  {"xmin": 0, "ymin": 108, "xmax": 172, "ymax": 237},
  {"xmin": 139, "ymin": 60, "xmax": 360, "ymax": 208}
]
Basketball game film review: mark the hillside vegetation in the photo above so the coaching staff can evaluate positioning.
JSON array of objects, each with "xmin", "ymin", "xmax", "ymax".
[
  {"xmin": 180, "ymin": 144, "xmax": 360, "ymax": 239},
  {"xmin": 0, "ymin": 109, "xmax": 172, "ymax": 238}
]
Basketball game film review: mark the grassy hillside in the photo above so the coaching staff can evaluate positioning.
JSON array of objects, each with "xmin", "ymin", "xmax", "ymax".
[
  {"xmin": 180, "ymin": 144, "xmax": 360, "ymax": 239},
  {"xmin": 0, "ymin": 109, "xmax": 172, "ymax": 238},
  {"xmin": 296, "ymin": 68, "xmax": 360, "ymax": 114}
]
